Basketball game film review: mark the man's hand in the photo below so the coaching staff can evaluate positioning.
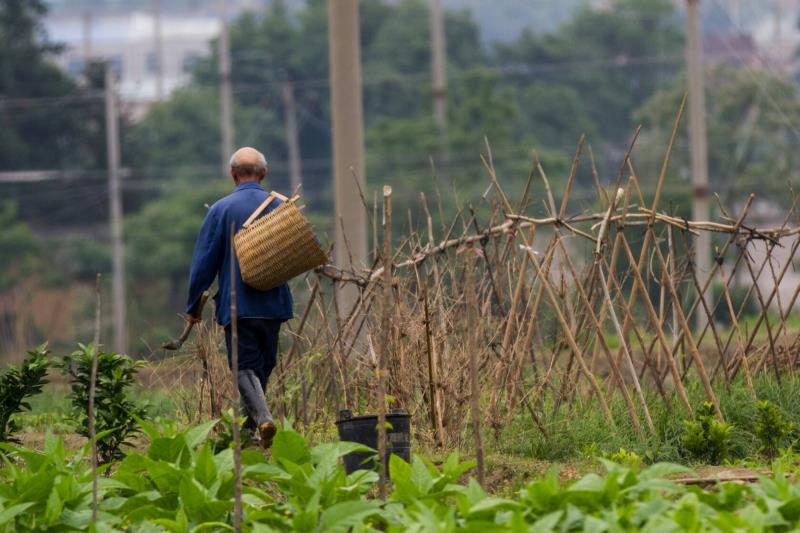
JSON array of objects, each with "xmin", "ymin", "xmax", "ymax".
[{"xmin": 182, "ymin": 312, "xmax": 203, "ymax": 324}]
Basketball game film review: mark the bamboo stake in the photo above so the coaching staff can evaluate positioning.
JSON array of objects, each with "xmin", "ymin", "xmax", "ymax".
[
  {"xmin": 377, "ymin": 185, "xmax": 392, "ymax": 499},
  {"xmin": 464, "ymin": 245, "xmax": 485, "ymax": 486},
  {"xmin": 229, "ymin": 224, "xmax": 242, "ymax": 532},
  {"xmin": 89, "ymin": 273, "xmax": 101, "ymax": 523}
]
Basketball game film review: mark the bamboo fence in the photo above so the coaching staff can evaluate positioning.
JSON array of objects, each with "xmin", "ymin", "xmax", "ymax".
[{"xmin": 183, "ymin": 118, "xmax": 800, "ymax": 452}]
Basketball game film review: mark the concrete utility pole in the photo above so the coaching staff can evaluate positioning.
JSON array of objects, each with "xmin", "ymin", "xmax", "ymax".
[
  {"xmin": 153, "ymin": 0, "xmax": 165, "ymax": 100},
  {"xmin": 429, "ymin": 0, "xmax": 449, "ymax": 176},
  {"xmin": 328, "ymin": 0, "xmax": 367, "ymax": 314},
  {"xmin": 218, "ymin": 0, "xmax": 235, "ymax": 174},
  {"xmin": 282, "ymin": 79, "xmax": 303, "ymax": 191},
  {"xmin": 686, "ymin": 0, "xmax": 711, "ymax": 330},
  {"xmin": 429, "ymin": 0, "xmax": 447, "ymax": 136},
  {"xmin": 82, "ymin": 12, "xmax": 92, "ymax": 61},
  {"xmin": 105, "ymin": 64, "xmax": 127, "ymax": 354}
]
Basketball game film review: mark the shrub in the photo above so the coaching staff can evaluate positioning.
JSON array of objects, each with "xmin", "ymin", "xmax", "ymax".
[
  {"xmin": 0, "ymin": 343, "xmax": 50, "ymax": 442},
  {"xmin": 57, "ymin": 343, "xmax": 147, "ymax": 463},
  {"xmin": 681, "ymin": 401, "xmax": 732, "ymax": 464},
  {"xmin": 755, "ymin": 400, "xmax": 793, "ymax": 458}
]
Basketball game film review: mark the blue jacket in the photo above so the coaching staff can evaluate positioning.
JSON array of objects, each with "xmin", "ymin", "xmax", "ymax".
[{"xmin": 186, "ymin": 182, "xmax": 293, "ymax": 326}]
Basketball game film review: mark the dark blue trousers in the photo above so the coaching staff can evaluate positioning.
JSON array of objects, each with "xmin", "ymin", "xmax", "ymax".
[{"xmin": 224, "ymin": 318, "xmax": 282, "ymax": 391}]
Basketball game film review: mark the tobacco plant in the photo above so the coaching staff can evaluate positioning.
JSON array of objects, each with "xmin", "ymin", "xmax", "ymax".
[
  {"xmin": 58, "ymin": 343, "xmax": 147, "ymax": 463},
  {"xmin": 682, "ymin": 401, "xmax": 733, "ymax": 464},
  {"xmin": 756, "ymin": 400, "xmax": 793, "ymax": 458},
  {"xmin": 0, "ymin": 343, "xmax": 49, "ymax": 442}
]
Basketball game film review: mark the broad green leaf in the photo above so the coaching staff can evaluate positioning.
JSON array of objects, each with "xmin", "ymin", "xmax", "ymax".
[
  {"xmin": 310, "ymin": 441, "xmax": 373, "ymax": 465},
  {"xmin": 272, "ymin": 429, "xmax": 311, "ymax": 465},
  {"xmin": 408, "ymin": 456, "xmax": 434, "ymax": 496},
  {"xmin": 568, "ymin": 473, "xmax": 604, "ymax": 493},
  {"xmin": 0, "ymin": 502, "xmax": 35, "ymax": 526},
  {"xmin": 316, "ymin": 500, "xmax": 382, "ymax": 532},
  {"xmin": 530, "ymin": 510, "xmax": 563, "ymax": 531},
  {"xmin": 185, "ymin": 419, "xmax": 219, "ymax": 450},
  {"xmin": 194, "ymin": 443, "xmax": 217, "ymax": 488}
]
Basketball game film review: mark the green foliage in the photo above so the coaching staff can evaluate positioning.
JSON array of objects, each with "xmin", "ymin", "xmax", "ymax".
[
  {"xmin": 756, "ymin": 400, "xmax": 793, "ymax": 458},
  {"xmin": 0, "ymin": 202, "xmax": 40, "ymax": 290},
  {"xmin": 712, "ymin": 282, "xmax": 760, "ymax": 326},
  {"xmin": 57, "ymin": 343, "xmax": 147, "ymax": 463},
  {"xmin": 0, "ymin": 433, "xmax": 118, "ymax": 530},
  {"xmin": 636, "ymin": 64, "xmax": 800, "ymax": 203},
  {"xmin": 11, "ymin": 419, "xmax": 800, "ymax": 530},
  {"xmin": 0, "ymin": 343, "xmax": 49, "ymax": 442},
  {"xmin": 602, "ymin": 448, "xmax": 643, "ymax": 471},
  {"xmin": 682, "ymin": 401, "xmax": 733, "ymax": 464}
]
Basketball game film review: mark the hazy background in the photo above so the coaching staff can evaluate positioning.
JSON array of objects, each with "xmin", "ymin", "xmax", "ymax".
[{"xmin": 3, "ymin": 0, "xmax": 800, "ymax": 359}]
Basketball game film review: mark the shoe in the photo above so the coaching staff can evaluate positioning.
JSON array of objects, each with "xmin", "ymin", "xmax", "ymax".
[{"xmin": 258, "ymin": 421, "xmax": 277, "ymax": 449}]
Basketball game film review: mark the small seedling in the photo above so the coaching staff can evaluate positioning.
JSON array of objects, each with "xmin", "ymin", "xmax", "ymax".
[
  {"xmin": 58, "ymin": 343, "xmax": 147, "ymax": 463},
  {"xmin": 0, "ymin": 343, "xmax": 50, "ymax": 442},
  {"xmin": 755, "ymin": 400, "xmax": 792, "ymax": 458},
  {"xmin": 681, "ymin": 401, "xmax": 732, "ymax": 464}
]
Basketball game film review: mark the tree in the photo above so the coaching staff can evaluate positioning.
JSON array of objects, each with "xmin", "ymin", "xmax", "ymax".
[
  {"xmin": 634, "ymin": 65, "xmax": 800, "ymax": 206},
  {"xmin": 495, "ymin": 0, "xmax": 682, "ymax": 148},
  {"xmin": 0, "ymin": 202, "xmax": 39, "ymax": 291},
  {"xmin": 126, "ymin": 87, "xmax": 283, "ymax": 182},
  {"xmin": 0, "ymin": 0, "xmax": 104, "ymax": 171}
]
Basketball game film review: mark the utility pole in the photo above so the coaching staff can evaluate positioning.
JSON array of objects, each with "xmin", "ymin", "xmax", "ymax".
[
  {"xmin": 429, "ymin": 0, "xmax": 449, "ymax": 176},
  {"xmin": 328, "ymin": 0, "xmax": 367, "ymax": 314},
  {"xmin": 429, "ymin": 0, "xmax": 447, "ymax": 136},
  {"xmin": 686, "ymin": 0, "xmax": 711, "ymax": 330},
  {"xmin": 153, "ymin": 0, "xmax": 165, "ymax": 100},
  {"xmin": 218, "ymin": 0, "xmax": 235, "ymax": 174},
  {"xmin": 82, "ymin": 12, "xmax": 92, "ymax": 61},
  {"xmin": 105, "ymin": 64, "xmax": 127, "ymax": 355},
  {"xmin": 282, "ymin": 79, "xmax": 303, "ymax": 191}
]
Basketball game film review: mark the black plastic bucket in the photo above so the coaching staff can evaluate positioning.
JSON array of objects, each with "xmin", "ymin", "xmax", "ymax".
[{"xmin": 335, "ymin": 409, "xmax": 411, "ymax": 475}]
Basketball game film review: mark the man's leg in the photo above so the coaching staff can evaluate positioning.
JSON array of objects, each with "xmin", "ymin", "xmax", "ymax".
[
  {"xmin": 225, "ymin": 320, "xmax": 274, "ymax": 443},
  {"xmin": 238, "ymin": 368, "xmax": 273, "ymax": 425}
]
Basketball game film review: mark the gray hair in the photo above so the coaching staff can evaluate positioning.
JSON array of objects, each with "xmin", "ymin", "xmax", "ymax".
[{"xmin": 229, "ymin": 150, "xmax": 268, "ymax": 175}]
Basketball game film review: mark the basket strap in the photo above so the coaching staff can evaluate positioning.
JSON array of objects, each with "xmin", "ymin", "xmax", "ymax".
[{"xmin": 242, "ymin": 191, "xmax": 292, "ymax": 229}]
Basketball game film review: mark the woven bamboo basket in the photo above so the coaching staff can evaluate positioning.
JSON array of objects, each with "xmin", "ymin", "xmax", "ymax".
[{"xmin": 234, "ymin": 192, "xmax": 327, "ymax": 291}]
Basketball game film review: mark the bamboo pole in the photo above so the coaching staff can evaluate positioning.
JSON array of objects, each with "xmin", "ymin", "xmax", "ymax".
[
  {"xmin": 377, "ymin": 185, "xmax": 392, "ymax": 499},
  {"xmin": 89, "ymin": 273, "xmax": 101, "ymax": 523},
  {"xmin": 465, "ymin": 244, "xmax": 485, "ymax": 486},
  {"xmin": 229, "ymin": 224, "xmax": 242, "ymax": 532}
]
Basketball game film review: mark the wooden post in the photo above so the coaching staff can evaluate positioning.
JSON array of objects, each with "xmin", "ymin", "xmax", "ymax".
[
  {"xmin": 89, "ymin": 273, "xmax": 101, "ymax": 523},
  {"xmin": 465, "ymin": 245, "xmax": 485, "ymax": 486},
  {"xmin": 105, "ymin": 64, "xmax": 127, "ymax": 356},
  {"xmin": 377, "ymin": 185, "xmax": 392, "ymax": 499},
  {"xmin": 329, "ymin": 0, "xmax": 368, "ymax": 316},
  {"xmin": 282, "ymin": 79, "xmax": 303, "ymax": 191},
  {"xmin": 229, "ymin": 224, "xmax": 242, "ymax": 531},
  {"xmin": 218, "ymin": 0, "xmax": 234, "ymax": 176},
  {"xmin": 686, "ymin": 0, "xmax": 711, "ymax": 330}
]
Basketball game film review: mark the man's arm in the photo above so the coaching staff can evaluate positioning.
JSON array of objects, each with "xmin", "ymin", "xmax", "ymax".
[{"xmin": 186, "ymin": 208, "xmax": 224, "ymax": 319}]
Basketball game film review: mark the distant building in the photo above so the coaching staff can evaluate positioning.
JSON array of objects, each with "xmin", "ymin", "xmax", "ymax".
[{"xmin": 45, "ymin": 9, "xmax": 221, "ymax": 117}]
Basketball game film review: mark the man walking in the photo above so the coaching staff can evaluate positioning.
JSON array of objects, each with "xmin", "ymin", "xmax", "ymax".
[{"xmin": 185, "ymin": 146, "xmax": 292, "ymax": 448}]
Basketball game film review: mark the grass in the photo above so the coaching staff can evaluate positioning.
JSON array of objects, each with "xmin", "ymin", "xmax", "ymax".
[{"xmin": 494, "ymin": 373, "xmax": 800, "ymax": 465}]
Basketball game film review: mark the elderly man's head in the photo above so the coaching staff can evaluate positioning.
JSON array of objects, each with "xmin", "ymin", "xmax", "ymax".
[{"xmin": 229, "ymin": 147, "xmax": 268, "ymax": 183}]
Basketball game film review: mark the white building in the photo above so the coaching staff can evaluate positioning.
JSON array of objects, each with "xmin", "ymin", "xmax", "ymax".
[{"xmin": 45, "ymin": 9, "xmax": 222, "ymax": 116}]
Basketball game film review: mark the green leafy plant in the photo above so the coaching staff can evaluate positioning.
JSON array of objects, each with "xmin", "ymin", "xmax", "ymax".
[
  {"xmin": 0, "ymin": 433, "xmax": 118, "ymax": 530},
  {"xmin": 681, "ymin": 401, "xmax": 733, "ymax": 464},
  {"xmin": 755, "ymin": 400, "xmax": 793, "ymax": 458},
  {"xmin": 57, "ymin": 343, "xmax": 147, "ymax": 463},
  {"xmin": 602, "ymin": 448, "xmax": 643, "ymax": 471},
  {"xmin": 0, "ymin": 343, "xmax": 50, "ymax": 442}
]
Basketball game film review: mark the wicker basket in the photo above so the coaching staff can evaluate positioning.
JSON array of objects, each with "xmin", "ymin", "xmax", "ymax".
[{"xmin": 234, "ymin": 191, "xmax": 327, "ymax": 291}]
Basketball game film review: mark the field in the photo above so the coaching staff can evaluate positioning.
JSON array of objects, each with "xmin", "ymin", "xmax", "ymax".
[{"xmin": 6, "ymin": 138, "xmax": 800, "ymax": 530}]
